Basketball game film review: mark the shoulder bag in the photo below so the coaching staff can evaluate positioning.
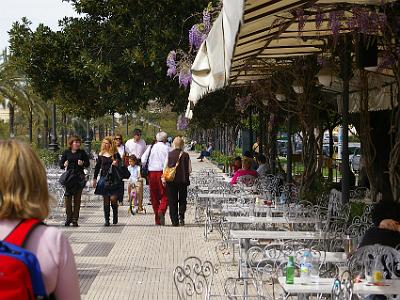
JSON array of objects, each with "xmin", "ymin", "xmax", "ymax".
[
  {"xmin": 114, "ymin": 153, "xmax": 131, "ymax": 180},
  {"xmin": 105, "ymin": 164, "xmax": 120, "ymax": 191},
  {"xmin": 163, "ymin": 151, "xmax": 183, "ymax": 182}
]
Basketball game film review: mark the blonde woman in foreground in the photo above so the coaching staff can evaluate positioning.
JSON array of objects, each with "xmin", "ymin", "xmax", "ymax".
[{"xmin": 0, "ymin": 139, "xmax": 80, "ymax": 299}]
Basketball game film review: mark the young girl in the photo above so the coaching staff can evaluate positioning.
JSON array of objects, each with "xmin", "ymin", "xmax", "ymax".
[{"xmin": 127, "ymin": 155, "xmax": 140, "ymax": 214}]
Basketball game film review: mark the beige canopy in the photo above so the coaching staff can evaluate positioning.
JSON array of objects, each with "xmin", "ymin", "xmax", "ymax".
[{"xmin": 186, "ymin": 0, "xmax": 396, "ymax": 118}]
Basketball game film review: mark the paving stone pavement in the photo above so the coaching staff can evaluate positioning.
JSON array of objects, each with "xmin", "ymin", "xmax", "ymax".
[{"xmin": 48, "ymin": 152, "xmax": 237, "ymax": 299}]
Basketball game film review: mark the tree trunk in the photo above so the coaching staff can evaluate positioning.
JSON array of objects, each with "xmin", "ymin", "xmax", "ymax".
[
  {"xmin": 316, "ymin": 126, "xmax": 324, "ymax": 176},
  {"xmin": 328, "ymin": 126, "xmax": 334, "ymax": 182},
  {"xmin": 8, "ymin": 102, "xmax": 15, "ymax": 138},
  {"xmin": 43, "ymin": 114, "xmax": 49, "ymax": 148},
  {"xmin": 359, "ymin": 70, "xmax": 378, "ymax": 201},
  {"xmin": 28, "ymin": 106, "xmax": 33, "ymax": 144},
  {"xmin": 300, "ymin": 126, "xmax": 318, "ymax": 201},
  {"xmin": 389, "ymin": 70, "xmax": 400, "ymax": 202}
]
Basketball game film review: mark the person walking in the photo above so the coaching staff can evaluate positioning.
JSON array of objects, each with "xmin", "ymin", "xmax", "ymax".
[
  {"xmin": 59, "ymin": 136, "xmax": 90, "ymax": 227},
  {"xmin": 125, "ymin": 128, "xmax": 146, "ymax": 163},
  {"xmin": 92, "ymin": 137, "xmax": 122, "ymax": 226},
  {"xmin": 0, "ymin": 140, "xmax": 80, "ymax": 299},
  {"xmin": 114, "ymin": 134, "xmax": 126, "ymax": 205},
  {"xmin": 162, "ymin": 137, "xmax": 191, "ymax": 226},
  {"xmin": 141, "ymin": 131, "xmax": 170, "ymax": 225}
]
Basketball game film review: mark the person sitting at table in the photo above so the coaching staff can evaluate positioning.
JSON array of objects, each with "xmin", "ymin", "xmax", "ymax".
[
  {"xmin": 359, "ymin": 199, "xmax": 400, "ymax": 249},
  {"xmin": 358, "ymin": 200, "xmax": 400, "ymax": 299},
  {"xmin": 256, "ymin": 154, "xmax": 269, "ymax": 177},
  {"xmin": 229, "ymin": 156, "xmax": 242, "ymax": 175},
  {"xmin": 243, "ymin": 150, "xmax": 258, "ymax": 170},
  {"xmin": 230, "ymin": 157, "xmax": 258, "ymax": 185}
]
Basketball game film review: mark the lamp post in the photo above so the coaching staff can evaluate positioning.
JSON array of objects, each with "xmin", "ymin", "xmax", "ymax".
[
  {"xmin": 125, "ymin": 115, "xmax": 129, "ymax": 137},
  {"xmin": 339, "ymin": 36, "xmax": 352, "ymax": 203},
  {"xmin": 275, "ymin": 92, "xmax": 292, "ymax": 183},
  {"xmin": 140, "ymin": 117, "xmax": 145, "ymax": 137},
  {"xmin": 111, "ymin": 113, "xmax": 115, "ymax": 136},
  {"xmin": 48, "ymin": 103, "xmax": 59, "ymax": 151},
  {"xmin": 84, "ymin": 119, "xmax": 92, "ymax": 155}
]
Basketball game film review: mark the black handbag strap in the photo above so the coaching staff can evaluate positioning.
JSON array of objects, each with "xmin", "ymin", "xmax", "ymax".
[{"xmin": 144, "ymin": 145, "xmax": 154, "ymax": 169}]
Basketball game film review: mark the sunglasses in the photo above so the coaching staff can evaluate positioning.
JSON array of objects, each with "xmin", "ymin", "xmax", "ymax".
[{"xmin": 115, "ymin": 137, "xmax": 122, "ymax": 140}]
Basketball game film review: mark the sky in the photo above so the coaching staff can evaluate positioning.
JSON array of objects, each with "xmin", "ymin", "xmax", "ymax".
[{"xmin": 0, "ymin": 0, "xmax": 80, "ymax": 50}]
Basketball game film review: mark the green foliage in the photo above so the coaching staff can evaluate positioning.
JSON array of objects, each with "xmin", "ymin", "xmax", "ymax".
[
  {"xmin": 91, "ymin": 140, "xmax": 101, "ymax": 154},
  {"xmin": 210, "ymin": 150, "xmax": 232, "ymax": 170},
  {"xmin": 300, "ymin": 176, "xmax": 331, "ymax": 204},
  {"xmin": 33, "ymin": 147, "xmax": 64, "ymax": 166},
  {"xmin": 350, "ymin": 201, "xmax": 366, "ymax": 221},
  {"xmin": 9, "ymin": 1, "xmax": 210, "ymax": 117},
  {"xmin": 0, "ymin": 120, "xmax": 7, "ymax": 139},
  {"xmin": 234, "ymin": 147, "xmax": 242, "ymax": 158},
  {"xmin": 191, "ymin": 88, "xmax": 242, "ymax": 129},
  {"xmin": 194, "ymin": 143, "xmax": 203, "ymax": 152}
]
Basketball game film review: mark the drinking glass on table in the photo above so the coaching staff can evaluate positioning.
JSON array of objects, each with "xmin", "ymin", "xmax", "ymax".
[{"xmin": 310, "ymin": 255, "xmax": 320, "ymax": 280}]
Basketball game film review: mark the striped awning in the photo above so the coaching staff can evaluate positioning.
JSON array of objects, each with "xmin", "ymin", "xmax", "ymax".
[{"xmin": 186, "ymin": 0, "xmax": 394, "ymax": 114}]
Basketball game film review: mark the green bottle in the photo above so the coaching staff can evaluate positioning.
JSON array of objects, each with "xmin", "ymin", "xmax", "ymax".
[{"xmin": 286, "ymin": 256, "xmax": 295, "ymax": 284}]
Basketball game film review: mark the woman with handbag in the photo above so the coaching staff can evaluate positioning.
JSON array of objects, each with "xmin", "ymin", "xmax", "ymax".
[
  {"xmin": 92, "ymin": 136, "xmax": 122, "ymax": 226},
  {"xmin": 59, "ymin": 136, "xmax": 90, "ymax": 227},
  {"xmin": 162, "ymin": 137, "xmax": 191, "ymax": 226}
]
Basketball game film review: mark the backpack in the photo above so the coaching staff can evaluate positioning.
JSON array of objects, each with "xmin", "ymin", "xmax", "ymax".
[{"xmin": 0, "ymin": 219, "xmax": 48, "ymax": 300}]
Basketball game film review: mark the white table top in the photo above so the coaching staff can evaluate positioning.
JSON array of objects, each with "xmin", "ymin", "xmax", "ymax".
[
  {"xmin": 230, "ymin": 230, "xmax": 327, "ymax": 240},
  {"xmin": 278, "ymin": 277, "xmax": 400, "ymax": 295},
  {"xmin": 198, "ymin": 193, "xmax": 239, "ymax": 199},
  {"xmin": 262, "ymin": 251, "xmax": 347, "ymax": 264},
  {"xmin": 198, "ymin": 193, "xmax": 256, "ymax": 200},
  {"xmin": 222, "ymin": 205, "xmax": 285, "ymax": 214},
  {"xmin": 225, "ymin": 216, "xmax": 319, "ymax": 225}
]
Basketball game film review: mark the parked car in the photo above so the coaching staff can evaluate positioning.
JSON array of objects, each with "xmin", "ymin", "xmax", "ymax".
[
  {"xmin": 277, "ymin": 140, "xmax": 288, "ymax": 156},
  {"xmin": 350, "ymin": 147, "xmax": 362, "ymax": 173},
  {"xmin": 348, "ymin": 143, "xmax": 361, "ymax": 161}
]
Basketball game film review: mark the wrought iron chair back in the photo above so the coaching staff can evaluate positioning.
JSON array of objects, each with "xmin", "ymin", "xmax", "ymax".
[
  {"xmin": 173, "ymin": 256, "xmax": 216, "ymax": 300},
  {"xmin": 331, "ymin": 269, "xmax": 354, "ymax": 300},
  {"xmin": 348, "ymin": 244, "xmax": 400, "ymax": 280}
]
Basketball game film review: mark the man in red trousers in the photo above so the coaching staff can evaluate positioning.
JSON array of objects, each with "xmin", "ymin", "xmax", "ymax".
[{"xmin": 141, "ymin": 131, "xmax": 170, "ymax": 225}]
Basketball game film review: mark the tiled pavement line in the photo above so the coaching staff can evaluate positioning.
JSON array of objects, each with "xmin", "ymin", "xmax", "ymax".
[{"xmin": 50, "ymin": 151, "xmax": 237, "ymax": 299}]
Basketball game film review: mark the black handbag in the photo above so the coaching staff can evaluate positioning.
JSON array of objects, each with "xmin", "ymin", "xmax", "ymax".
[
  {"xmin": 104, "ymin": 165, "xmax": 120, "ymax": 191},
  {"xmin": 141, "ymin": 145, "xmax": 153, "ymax": 178},
  {"xmin": 59, "ymin": 169, "xmax": 79, "ymax": 190},
  {"xmin": 115, "ymin": 161, "xmax": 131, "ymax": 179}
]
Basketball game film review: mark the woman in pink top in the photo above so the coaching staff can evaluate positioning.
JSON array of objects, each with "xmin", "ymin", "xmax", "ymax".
[
  {"xmin": 0, "ymin": 140, "xmax": 80, "ymax": 300},
  {"xmin": 230, "ymin": 157, "xmax": 258, "ymax": 185}
]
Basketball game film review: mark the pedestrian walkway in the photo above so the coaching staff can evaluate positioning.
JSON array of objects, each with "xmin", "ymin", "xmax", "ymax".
[{"xmin": 49, "ymin": 152, "xmax": 234, "ymax": 299}]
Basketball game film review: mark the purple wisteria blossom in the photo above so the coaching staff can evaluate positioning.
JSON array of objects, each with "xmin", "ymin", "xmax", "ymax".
[
  {"xmin": 328, "ymin": 10, "xmax": 343, "ymax": 42},
  {"xmin": 189, "ymin": 25, "xmax": 206, "ymax": 49},
  {"xmin": 177, "ymin": 114, "xmax": 189, "ymax": 131},
  {"xmin": 379, "ymin": 51, "xmax": 396, "ymax": 70},
  {"xmin": 179, "ymin": 68, "xmax": 192, "ymax": 89},
  {"xmin": 296, "ymin": 8, "xmax": 307, "ymax": 33},
  {"xmin": 203, "ymin": 10, "xmax": 211, "ymax": 33},
  {"xmin": 315, "ymin": 7, "xmax": 324, "ymax": 29},
  {"xmin": 166, "ymin": 51, "xmax": 177, "ymax": 77},
  {"xmin": 347, "ymin": 7, "xmax": 388, "ymax": 34}
]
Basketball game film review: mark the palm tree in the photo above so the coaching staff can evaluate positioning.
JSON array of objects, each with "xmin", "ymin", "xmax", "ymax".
[{"xmin": 0, "ymin": 56, "xmax": 49, "ymax": 142}]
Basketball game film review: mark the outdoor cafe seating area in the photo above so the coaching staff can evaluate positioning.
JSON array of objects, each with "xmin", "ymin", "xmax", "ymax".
[{"xmin": 174, "ymin": 168, "xmax": 400, "ymax": 300}]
